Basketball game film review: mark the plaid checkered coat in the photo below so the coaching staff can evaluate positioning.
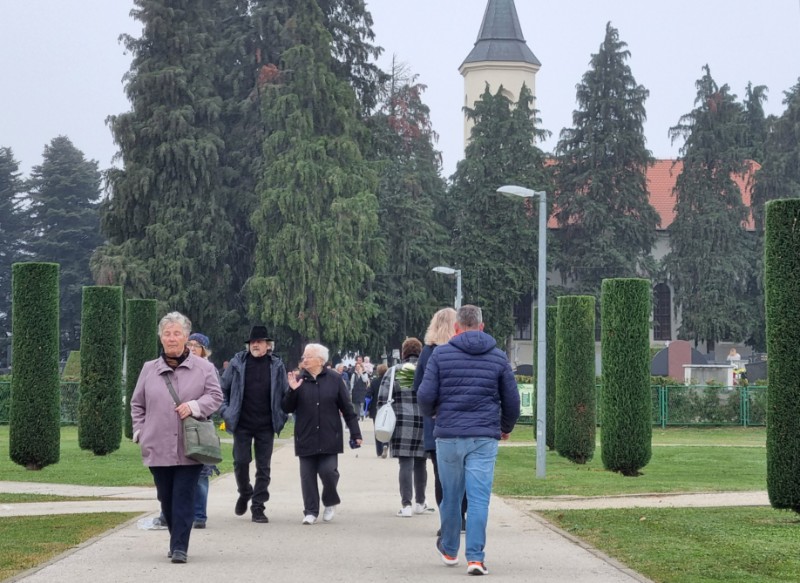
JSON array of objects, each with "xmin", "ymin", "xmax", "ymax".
[{"xmin": 377, "ymin": 356, "xmax": 425, "ymax": 458}]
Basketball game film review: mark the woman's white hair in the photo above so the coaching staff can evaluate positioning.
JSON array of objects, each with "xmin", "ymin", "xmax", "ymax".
[
  {"xmin": 305, "ymin": 343, "xmax": 329, "ymax": 364},
  {"xmin": 158, "ymin": 311, "xmax": 192, "ymax": 336}
]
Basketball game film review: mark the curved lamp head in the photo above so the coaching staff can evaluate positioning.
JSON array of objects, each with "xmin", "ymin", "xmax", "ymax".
[
  {"xmin": 497, "ymin": 185, "xmax": 545, "ymax": 199},
  {"xmin": 432, "ymin": 266, "xmax": 457, "ymax": 276}
]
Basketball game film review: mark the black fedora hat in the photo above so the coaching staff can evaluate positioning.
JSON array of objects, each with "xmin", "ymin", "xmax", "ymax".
[{"xmin": 247, "ymin": 325, "xmax": 272, "ymax": 343}]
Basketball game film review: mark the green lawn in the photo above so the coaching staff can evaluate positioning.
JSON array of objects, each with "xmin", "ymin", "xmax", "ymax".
[
  {"xmin": 508, "ymin": 425, "xmax": 766, "ymax": 446},
  {"xmin": 0, "ymin": 493, "xmax": 99, "ymax": 503},
  {"xmin": 0, "ymin": 513, "xmax": 137, "ymax": 581},
  {"xmin": 0, "ymin": 426, "xmax": 233, "ymax": 487},
  {"xmin": 540, "ymin": 507, "xmax": 800, "ymax": 583}
]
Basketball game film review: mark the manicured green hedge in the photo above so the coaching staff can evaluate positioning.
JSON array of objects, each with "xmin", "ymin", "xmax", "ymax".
[
  {"xmin": 78, "ymin": 286, "xmax": 123, "ymax": 455},
  {"xmin": 555, "ymin": 295, "xmax": 596, "ymax": 464},
  {"xmin": 600, "ymin": 278, "xmax": 652, "ymax": 476},
  {"xmin": 124, "ymin": 299, "xmax": 158, "ymax": 438},
  {"xmin": 10, "ymin": 262, "xmax": 61, "ymax": 469},
  {"xmin": 765, "ymin": 199, "xmax": 800, "ymax": 512},
  {"xmin": 534, "ymin": 305, "xmax": 557, "ymax": 449}
]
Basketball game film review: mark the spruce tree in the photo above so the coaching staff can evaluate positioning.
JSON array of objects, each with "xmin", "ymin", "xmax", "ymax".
[
  {"xmin": 0, "ymin": 147, "xmax": 28, "ymax": 362},
  {"xmin": 365, "ymin": 66, "xmax": 448, "ymax": 353},
  {"xmin": 78, "ymin": 286, "xmax": 123, "ymax": 455},
  {"xmin": 665, "ymin": 66, "xmax": 753, "ymax": 353},
  {"xmin": 95, "ymin": 0, "xmax": 238, "ymax": 353},
  {"xmin": 554, "ymin": 23, "xmax": 658, "ymax": 300},
  {"xmin": 448, "ymin": 84, "xmax": 550, "ymax": 344},
  {"xmin": 247, "ymin": 0, "xmax": 380, "ymax": 358},
  {"xmin": 27, "ymin": 136, "xmax": 104, "ymax": 355}
]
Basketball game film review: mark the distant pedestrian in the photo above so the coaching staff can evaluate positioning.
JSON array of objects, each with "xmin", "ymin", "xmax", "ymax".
[
  {"xmin": 366, "ymin": 363, "xmax": 389, "ymax": 457},
  {"xmin": 418, "ymin": 305, "xmax": 520, "ymax": 576},
  {"xmin": 282, "ymin": 343, "xmax": 362, "ymax": 525},
  {"xmin": 349, "ymin": 362, "xmax": 369, "ymax": 420}
]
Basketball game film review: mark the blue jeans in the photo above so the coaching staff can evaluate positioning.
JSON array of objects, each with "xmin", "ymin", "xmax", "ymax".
[
  {"xmin": 194, "ymin": 474, "xmax": 209, "ymax": 523},
  {"xmin": 436, "ymin": 437, "xmax": 498, "ymax": 563}
]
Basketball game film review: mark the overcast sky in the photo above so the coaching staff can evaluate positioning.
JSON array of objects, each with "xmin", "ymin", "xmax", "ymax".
[{"xmin": 2, "ymin": 1, "xmax": 799, "ymax": 180}]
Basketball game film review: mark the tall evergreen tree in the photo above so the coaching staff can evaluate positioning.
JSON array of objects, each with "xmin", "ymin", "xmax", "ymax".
[
  {"xmin": 742, "ymin": 82, "xmax": 770, "ymax": 164},
  {"xmin": 27, "ymin": 136, "xmax": 103, "ymax": 355},
  {"xmin": 95, "ymin": 0, "xmax": 238, "ymax": 354},
  {"xmin": 0, "ymin": 147, "xmax": 28, "ymax": 362},
  {"xmin": 554, "ymin": 23, "xmax": 658, "ymax": 298},
  {"xmin": 447, "ymin": 84, "xmax": 550, "ymax": 345},
  {"xmin": 665, "ymin": 65, "xmax": 752, "ymax": 353},
  {"xmin": 365, "ymin": 65, "xmax": 448, "ymax": 354},
  {"xmin": 247, "ymin": 0, "xmax": 380, "ymax": 360}
]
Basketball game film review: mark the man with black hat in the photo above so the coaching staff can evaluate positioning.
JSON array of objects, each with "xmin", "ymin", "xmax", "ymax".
[{"xmin": 219, "ymin": 326, "xmax": 289, "ymax": 523}]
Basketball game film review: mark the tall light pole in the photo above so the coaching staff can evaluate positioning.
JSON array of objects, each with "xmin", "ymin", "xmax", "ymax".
[
  {"xmin": 432, "ymin": 266, "xmax": 463, "ymax": 310},
  {"xmin": 497, "ymin": 185, "xmax": 547, "ymax": 479}
]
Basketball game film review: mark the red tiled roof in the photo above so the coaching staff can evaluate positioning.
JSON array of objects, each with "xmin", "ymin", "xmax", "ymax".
[{"xmin": 547, "ymin": 159, "xmax": 760, "ymax": 231}]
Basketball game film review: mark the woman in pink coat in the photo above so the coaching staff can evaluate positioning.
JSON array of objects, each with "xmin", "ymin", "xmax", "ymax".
[{"xmin": 131, "ymin": 312, "xmax": 222, "ymax": 564}]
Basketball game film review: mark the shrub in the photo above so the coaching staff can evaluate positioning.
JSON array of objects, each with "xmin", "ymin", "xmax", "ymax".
[
  {"xmin": 600, "ymin": 279, "xmax": 652, "ymax": 476},
  {"xmin": 78, "ymin": 286, "xmax": 123, "ymax": 455},
  {"xmin": 10, "ymin": 262, "xmax": 61, "ymax": 469},
  {"xmin": 764, "ymin": 199, "xmax": 800, "ymax": 512},
  {"xmin": 534, "ymin": 305, "xmax": 557, "ymax": 449},
  {"xmin": 124, "ymin": 299, "xmax": 158, "ymax": 438},
  {"xmin": 555, "ymin": 295, "xmax": 596, "ymax": 464}
]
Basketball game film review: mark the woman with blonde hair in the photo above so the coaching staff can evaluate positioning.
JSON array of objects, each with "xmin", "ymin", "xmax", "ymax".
[{"xmin": 412, "ymin": 308, "xmax": 465, "ymax": 529}]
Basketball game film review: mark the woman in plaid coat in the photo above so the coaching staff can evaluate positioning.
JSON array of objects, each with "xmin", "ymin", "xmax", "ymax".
[{"xmin": 378, "ymin": 337, "xmax": 427, "ymax": 517}]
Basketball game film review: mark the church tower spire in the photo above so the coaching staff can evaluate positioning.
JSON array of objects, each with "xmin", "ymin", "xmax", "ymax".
[{"xmin": 459, "ymin": 0, "xmax": 541, "ymax": 147}]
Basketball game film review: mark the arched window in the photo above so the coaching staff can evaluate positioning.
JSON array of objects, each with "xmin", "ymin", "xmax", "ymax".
[{"xmin": 653, "ymin": 283, "xmax": 672, "ymax": 341}]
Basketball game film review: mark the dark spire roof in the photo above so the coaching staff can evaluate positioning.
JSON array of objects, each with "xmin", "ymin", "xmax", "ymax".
[{"xmin": 461, "ymin": 0, "xmax": 541, "ymax": 67}]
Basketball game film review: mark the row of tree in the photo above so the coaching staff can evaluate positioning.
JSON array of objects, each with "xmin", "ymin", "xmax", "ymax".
[{"xmin": 3, "ymin": 8, "xmax": 800, "ymax": 366}]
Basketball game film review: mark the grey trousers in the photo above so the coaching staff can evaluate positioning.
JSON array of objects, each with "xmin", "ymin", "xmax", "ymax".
[{"xmin": 398, "ymin": 455, "xmax": 427, "ymax": 507}]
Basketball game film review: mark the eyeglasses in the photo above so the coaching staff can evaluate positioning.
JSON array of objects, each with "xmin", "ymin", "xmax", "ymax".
[{"xmin": 186, "ymin": 342, "xmax": 202, "ymax": 349}]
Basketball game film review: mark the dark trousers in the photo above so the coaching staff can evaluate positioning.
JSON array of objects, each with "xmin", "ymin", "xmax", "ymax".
[
  {"xmin": 150, "ymin": 464, "xmax": 203, "ymax": 554},
  {"xmin": 299, "ymin": 454, "xmax": 340, "ymax": 517},
  {"xmin": 373, "ymin": 420, "xmax": 386, "ymax": 456},
  {"xmin": 430, "ymin": 450, "xmax": 467, "ymax": 519},
  {"xmin": 233, "ymin": 427, "xmax": 275, "ymax": 513}
]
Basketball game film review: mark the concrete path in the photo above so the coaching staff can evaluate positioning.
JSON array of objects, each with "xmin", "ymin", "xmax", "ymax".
[{"xmin": 11, "ymin": 422, "xmax": 769, "ymax": 582}]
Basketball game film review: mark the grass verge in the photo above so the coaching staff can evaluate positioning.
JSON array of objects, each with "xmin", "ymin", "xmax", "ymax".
[
  {"xmin": 0, "ymin": 494, "xmax": 100, "ymax": 503},
  {"xmin": 494, "ymin": 445, "xmax": 765, "ymax": 496},
  {"xmin": 0, "ymin": 512, "xmax": 138, "ymax": 581},
  {"xmin": 539, "ymin": 507, "xmax": 800, "ymax": 583}
]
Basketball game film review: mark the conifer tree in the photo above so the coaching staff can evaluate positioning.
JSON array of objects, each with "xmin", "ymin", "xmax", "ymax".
[
  {"xmin": 27, "ymin": 136, "xmax": 103, "ymax": 355},
  {"xmin": 247, "ymin": 0, "xmax": 380, "ymax": 357},
  {"xmin": 95, "ymin": 0, "xmax": 238, "ymax": 352},
  {"xmin": 0, "ymin": 147, "xmax": 28, "ymax": 361},
  {"xmin": 448, "ymin": 84, "xmax": 550, "ymax": 344},
  {"xmin": 554, "ymin": 23, "xmax": 658, "ymax": 298},
  {"xmin": 365, "ymin": 65, "xmax": 448, "ymax": 353},
  {"xmin": 665, "ymin": 66, "xmax": 753, "ymax": 352}
]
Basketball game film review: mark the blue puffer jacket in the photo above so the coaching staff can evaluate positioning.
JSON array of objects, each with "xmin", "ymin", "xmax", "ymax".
[{"xmin": 418, "ymin": 330, "xmax": 520, "ymax": 439}]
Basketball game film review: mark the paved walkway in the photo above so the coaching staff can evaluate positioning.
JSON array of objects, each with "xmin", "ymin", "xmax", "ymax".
[{"xmin": 1, "ymin": 423, "xmax": 767, "ymax": 583}]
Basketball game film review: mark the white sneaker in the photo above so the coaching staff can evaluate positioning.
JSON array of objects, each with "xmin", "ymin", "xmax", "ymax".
[
  {"xmin": 413, "ymin": 502, "xmax": 432, "ymax": 514},
  {"xmin": 396, "ymin": 505, "xmax": 413, "ymax": 518},
  {"xmin": 302, "ymin": 514, "xmax": 317, "ymax": 525},
  {"xmin": 322, "ymin": 506, "xmax": 336, "ymax": 522}
]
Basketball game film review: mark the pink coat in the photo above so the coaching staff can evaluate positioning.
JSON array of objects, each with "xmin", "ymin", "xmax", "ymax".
[{"xmin": 131, "ymin": 354, "xmax": 222, "ymax": 467}]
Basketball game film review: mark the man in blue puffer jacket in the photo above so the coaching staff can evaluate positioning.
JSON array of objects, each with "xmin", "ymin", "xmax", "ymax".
[{"xmin": 418, "ymin": 305, "xmax": 520, "ymax": 576}]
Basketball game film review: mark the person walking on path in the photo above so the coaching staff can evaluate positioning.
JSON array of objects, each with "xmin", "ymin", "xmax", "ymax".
[
  {"xmin": 219, "ymin": 325, "xmax": 289, "ymax": 524},
  {"xmin": 367, "ymin": 363, "xmax": 389, "ymax": 457},
  {"xmin": 378, "ymin": 337, "xmax": 429, "ymax": 517},
  {"xmin": 185, "ymin": 332, "xmax": 220, "ymax": 529},
  {"xmin": 282, "ymin": 343, "xmax": 362, "ymax": 525},
  {"xmin": 418, "ymin": 305, "xmax": 520, "ymax": 576},
  {"xmin": 131, "ymin": 312, "xmax": 222, "ymax": 564},
  {"xmin": 349, "ymin": 362, "xmax": 369, "ymax": 420},
  {"xmin": 414, "ymin": 307, "xmax": 466, "ymax": 531}
]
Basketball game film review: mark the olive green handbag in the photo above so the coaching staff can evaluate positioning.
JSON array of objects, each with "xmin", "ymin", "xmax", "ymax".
[{"xmin": 164, "ymin": 375, "xmax": 223, "ymax": 465}]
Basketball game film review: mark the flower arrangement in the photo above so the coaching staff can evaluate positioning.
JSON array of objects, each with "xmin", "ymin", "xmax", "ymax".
[{"xmin": 396, "ymin": 362, "xmax": 416, "ymax": 390}]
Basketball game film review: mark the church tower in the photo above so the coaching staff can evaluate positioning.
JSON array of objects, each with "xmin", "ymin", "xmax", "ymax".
[{"xmin": 459, "ymin": 0, "xmax": 541, "ymax": 147}]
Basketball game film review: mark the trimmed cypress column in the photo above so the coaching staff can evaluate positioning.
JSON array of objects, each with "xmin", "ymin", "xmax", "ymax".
[{"xmin": 124, "ymin": 299, "xmax": 158, "ymax": 438}]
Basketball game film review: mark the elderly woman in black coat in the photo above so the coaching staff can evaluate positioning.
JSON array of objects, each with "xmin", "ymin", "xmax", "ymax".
[{"xmin": 282, "ymin": 343, "xmax": 362, "ymax": 525}]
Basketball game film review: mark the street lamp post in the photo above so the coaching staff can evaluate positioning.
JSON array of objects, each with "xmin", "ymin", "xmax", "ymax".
[
  {"xmin": 497, "ymin": 185, "xmax": 547, "ymax": 479},
  {"xmin": 432, "ymin": 266, "xmax": 463, "ymax": 310}
]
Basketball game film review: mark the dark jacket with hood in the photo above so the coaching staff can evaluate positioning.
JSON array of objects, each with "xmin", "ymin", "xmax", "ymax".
[
  {"xmin": 219, "ymin": 350, "xmax": 289, "ymax": 435},
  {"xmin": 281, "ymin": 367, "xmax": 362, "ymax": 457},
  {"xmin": 417, "ymin": 330, "xmax": 520, "ymax": 439}
]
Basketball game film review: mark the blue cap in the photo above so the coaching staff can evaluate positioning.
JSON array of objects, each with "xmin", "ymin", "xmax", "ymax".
[{"xmin": 188, "ymin": 333, "xmax": 210, "ymax": 348}]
